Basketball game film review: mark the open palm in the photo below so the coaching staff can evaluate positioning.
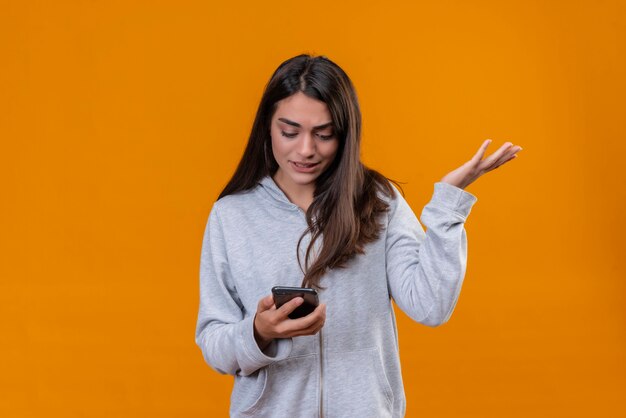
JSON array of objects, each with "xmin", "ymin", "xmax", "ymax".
[{"xmin": 440, "ymin": 139, "xmax": 523, "ymax": 190}]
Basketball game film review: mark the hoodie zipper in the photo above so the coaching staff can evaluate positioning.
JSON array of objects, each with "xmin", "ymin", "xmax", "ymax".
[
  {"xmin": 319, "ymin": 328, "xmax": 324, "ymax": 417},
  {"xmin": 293, "ymin": 204, "xmax": 324, "ymax": 417}
]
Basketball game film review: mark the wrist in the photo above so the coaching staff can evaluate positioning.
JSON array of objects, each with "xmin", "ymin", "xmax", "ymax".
[
  {"xmin": 253, "ymin": 315, "xmax": 273, "ymax": 350},
  {"xmin": 440, "ymin": 179, "xmax": 466, "ymax": 190}
]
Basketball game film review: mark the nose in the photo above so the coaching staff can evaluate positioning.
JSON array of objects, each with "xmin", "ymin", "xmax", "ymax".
[{"xmin": 297, "ymin": 133, "xmax": 316, "ymax": 158}]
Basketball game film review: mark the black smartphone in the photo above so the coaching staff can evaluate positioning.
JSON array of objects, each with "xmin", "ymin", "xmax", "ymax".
[{"xmin": 271, "ymin": 286, "xmax": 319, "ymax": 319}]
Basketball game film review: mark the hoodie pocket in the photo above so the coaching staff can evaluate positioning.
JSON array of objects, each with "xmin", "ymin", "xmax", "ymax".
[
  {"xmin": 230, "ymin": 367, "xmax": 268, "ymax": 416},
  {"xmin": 234, "ymin": 353, "xmax": 319, "ymax": 417},
  {"xmin": 325, "ymin": 347, "xmax": 394, "ymax": 417}
]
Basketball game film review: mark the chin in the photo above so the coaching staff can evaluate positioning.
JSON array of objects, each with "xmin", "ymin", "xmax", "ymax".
[{"xmin": 290, "ymin": 173, "xmax": 319, "ymax": 184}]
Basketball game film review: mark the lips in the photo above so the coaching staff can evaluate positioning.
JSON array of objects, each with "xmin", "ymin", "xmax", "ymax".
[
  {"xmin": 289, "ymin": 161, "xmax": 320, "ymax": 173},
  {"xmin": 292, "ymin": 161, "xmax": 319, "ymax": 168}
]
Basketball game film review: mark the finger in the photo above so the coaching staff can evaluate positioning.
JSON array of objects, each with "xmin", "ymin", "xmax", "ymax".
[
  {"xmin": 278, "ymin": 303, "xmax": 325, "ymax": 333},
  {"xmin": 287, "ymin": 303, "xmax": 326, "ymax": 330},
  {"xmin": 288, "ymin": 310, "xmax": 327, "ymax": 336},
  {"xmin": 489, "ymin": 145, "xmax": 522, "ymax": 170},
  {"xmin": 310, "ymin": 320, "xmax": 325, "ymax": 334},
  {"xmin": 257, "ymin": 294, "xmax": 275, "ymax": 313},
  {"xmin": 492, "ymin": 153, "xmax": 518, "ymax": 170},
  {"xmin": 470, "ymin": 139, "xmax": 492, "ymax": 164},
  {"xmin": 276, "ymin": 296, "xmax": 304, "ymax": 319},
  {"xmin": 309, "ymin": 310, "xmax": 327, "ymax": 333},
  {"xmin": 289, "ymin": 320, "xmax": 326, "ymax": 337},
  {"xmin": 482, "ymin": 142, "xmax": 514, "ymax": 168},
  {"xmin": 302, "ymin": 311, "xmax": 327, "ymax": 335}
]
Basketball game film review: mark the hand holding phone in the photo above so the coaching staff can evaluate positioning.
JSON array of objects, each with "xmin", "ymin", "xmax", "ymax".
[
  {"xmin": 272, "ymin": 286, "xmax": 319, "ymax": 319},
  {"xmin": 253, "ymin": 287, "xmax": 325, "ymax": 349}
]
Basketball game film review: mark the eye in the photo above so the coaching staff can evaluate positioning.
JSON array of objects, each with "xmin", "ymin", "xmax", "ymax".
[{"xmin": 280, "ymin": 130, "xmax": 334, "ymax": 140}]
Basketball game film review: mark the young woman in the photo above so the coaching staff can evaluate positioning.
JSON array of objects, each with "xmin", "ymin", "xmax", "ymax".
[{"xmin": 195, "ymin": 54, "xmax": 522, "ymax": 417}]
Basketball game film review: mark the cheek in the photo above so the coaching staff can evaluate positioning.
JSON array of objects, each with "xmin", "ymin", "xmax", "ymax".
[
  {"xmin": 323, "ymin": 141, "xmax": 340, "ymax": 160},
  {"xmin": 270, "ymin": 133, "xmax": 283, "ymax": 157},
  {"xmin": 271, "ymin": 137, "xmax": 292, "ymax": 165}
]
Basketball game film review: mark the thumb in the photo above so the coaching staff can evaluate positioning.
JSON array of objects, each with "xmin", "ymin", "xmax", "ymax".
[{"xmin": 257, "ymin": 294, "xmax": 275, "ymax": 313}]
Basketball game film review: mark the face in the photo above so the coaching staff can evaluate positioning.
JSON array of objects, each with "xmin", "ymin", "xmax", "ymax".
[{"xmin": 270, "ymin": 91, "xmax": 339, "ymax": 195}]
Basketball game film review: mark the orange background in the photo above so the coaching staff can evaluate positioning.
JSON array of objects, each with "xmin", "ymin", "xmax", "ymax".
[{"xmin": 1, "ymin": 1, "xmax": 625, "ymax": 416}]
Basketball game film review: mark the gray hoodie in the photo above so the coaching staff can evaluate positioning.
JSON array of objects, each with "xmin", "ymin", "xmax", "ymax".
[{"xmin": 195, "ymin": 175, "xmax": 478, "ymax": 417}]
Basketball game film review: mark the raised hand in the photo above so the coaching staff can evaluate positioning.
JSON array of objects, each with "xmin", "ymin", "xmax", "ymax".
[{"xmin": 440, "ymin": 139, "xmax": 522, "ymax": 190}]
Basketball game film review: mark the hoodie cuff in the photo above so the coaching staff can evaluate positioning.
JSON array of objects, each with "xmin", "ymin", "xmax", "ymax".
[
  {"xmin": 430, "ymin": 182, "xmax": 478, "ymax": 219},
  {"xmin": 239, "ymin": 315, "xmax": 293, "ymax": 374}
]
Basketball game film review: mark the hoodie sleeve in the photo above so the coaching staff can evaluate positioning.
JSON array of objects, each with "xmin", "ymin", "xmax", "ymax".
[
  {"xmin": 385, "ymin": 182, "xmax": 478, "ymax": 327},
  {"xmin": 194, "ymin": 203, "xmax": 293, "ymax": 376}
]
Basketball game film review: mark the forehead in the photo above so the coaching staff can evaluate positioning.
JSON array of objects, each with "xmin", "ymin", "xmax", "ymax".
[{"xmin": 273, "ymin": 92, "xmax": 331, "ymax": 126}]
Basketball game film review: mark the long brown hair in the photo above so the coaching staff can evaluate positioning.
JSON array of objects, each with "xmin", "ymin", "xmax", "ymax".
[{"xmin": 218, "ymin": 54, "xmax": 401, "ymax": 289}]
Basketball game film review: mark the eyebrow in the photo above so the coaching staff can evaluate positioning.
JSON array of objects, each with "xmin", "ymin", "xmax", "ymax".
[{"xmin": 278, "ymin": 118, "xmax": 333, "ymax": 130}]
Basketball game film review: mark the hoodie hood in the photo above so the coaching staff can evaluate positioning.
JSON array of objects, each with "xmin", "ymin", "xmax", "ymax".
[{"xmin": 257, "ymin": 175, "xmax": 302, "ymax": 212}]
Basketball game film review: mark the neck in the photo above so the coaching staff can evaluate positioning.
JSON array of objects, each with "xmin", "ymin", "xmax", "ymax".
[{"xmin": 272, "ymin": 172, "xmax": 315, "ymax": 212}]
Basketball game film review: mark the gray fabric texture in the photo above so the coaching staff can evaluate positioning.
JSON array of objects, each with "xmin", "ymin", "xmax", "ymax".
[{"xmin": 195, "ymin": 175, "xmax": 478, "ymax": 417}]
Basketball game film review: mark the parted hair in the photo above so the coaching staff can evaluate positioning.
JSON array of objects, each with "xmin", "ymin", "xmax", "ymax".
[{"xmin": 218, "ymin": 53, "xmax": 400, "ymax": 289}]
